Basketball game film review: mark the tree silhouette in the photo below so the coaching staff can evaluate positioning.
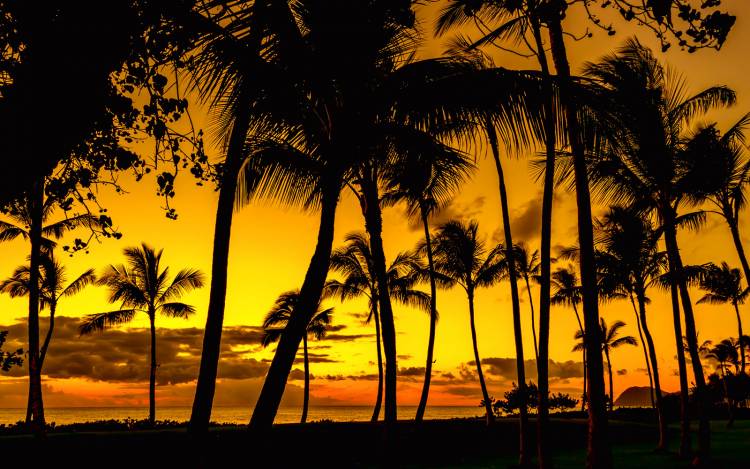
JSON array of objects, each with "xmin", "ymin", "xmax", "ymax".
[
  {"xmin": 431, "ymin": 220, "xmax": 504, "ymax": 424},
  {"xmin": 551, "ymin": 266, "xmax": 586, "ymax": 411},
  {"xmin": 0, "ymin": 331, "xmax": 23, "ymax": 372},
  {"xmin": 79, "ymin": 243, "xmax": 204, "ymax": 425},
  {"xmin": 261, "ymin": 290, "xmax": 333, "ymax": 424},
  {"xmin": 513, "ymin": 244, "xmax": 541, "ymax": 361},
  {"xmin": 698, "ymin": 262, "xmax": 749, "ymax": 373}
]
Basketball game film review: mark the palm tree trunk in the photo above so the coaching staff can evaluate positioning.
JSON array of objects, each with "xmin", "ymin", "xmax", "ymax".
[
  {"xmin": 663, "ymin": 214, "xmax": 710, "ymax": 463},
  {"xmin": 573, "ymin": 303, "xmax": 587, "ymax": 412},
  {"xmin": 415, "ymin": 207, "xmax": 437, "ymax": 423},
  {"xmin": 636, "ymin": 289, "xmax": 667, "ymax": 451},
  {"xmin": 27, "ymin": 178, "xmax": 46, "ymax": 436},
  {"xmin": 28, "ymin": 301, "xmax": 56, "ymax": 423},
  {"xmin": 468, "ymin": 289, "xmax": 494, "ymax": 424},
  {"xmin": 733, "ymin": 302, "xmax": 745, "ymax": 373},
  {"xmin": 149, "ymin": 312, "xmax": 157, "ymax": 425},
  {"xmin": 301, "ymin": 334, "xmax": 309, "ymax": 424},
  {"xmin": 547, "ymin": 13, "xmax": 611, "ymax": 469},
  {"xmin": 525, "ymin": 277, "xmax": 539, "ymax": 362},
  {"xmin": 189, "ymin": 102, "xmax": 249, "ymax": 435},
  {"xmin": 361, "ymin": 176, "xmax": 398, "ymax": 425},
  {"xmin": 487, "ymin": 122, "xmax": 529, "ymax": 465},
  {"xmin": 605, "ymin": 349, "xmax": 613, "ymax": 411},
  {"xmin": 250, "ymin": 180, "xmax": 341, "ymax": 430},
  {"xmin": 669, "ymin": 276, "xmax": 692, "ymax": 457},
  {"xmin": 629, "ymin": 293, "xmax": 654, "ymax": 408},
  {"xmin": 371, "ymin": 301, "xmax": 384, "ymax": 422},
  {"xmin": 531, "ymin": 13, "xmax": 557, "ymax": 469},
  {"xmin": 727, "ymin": 215, "xmax": 750, "ymax": 289}
]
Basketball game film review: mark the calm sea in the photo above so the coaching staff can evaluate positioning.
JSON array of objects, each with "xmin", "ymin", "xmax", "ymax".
[{"xmin": 0, "ymin": 406, "xmax": 484, "ymax": 426}]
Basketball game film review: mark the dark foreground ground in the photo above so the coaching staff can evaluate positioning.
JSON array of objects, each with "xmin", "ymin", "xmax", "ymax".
[{"xmin": 0, "ymin": 418, "xmax": 747, "ymax": 468}]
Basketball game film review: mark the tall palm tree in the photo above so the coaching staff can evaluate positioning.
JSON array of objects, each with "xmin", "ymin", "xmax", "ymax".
[
  {"xmin": 0, "ymin": 252, "xmax": 96, "ymax": 421},
  {"xmin": 514, "ymin": 243, "xmax": 541, "ymax": 361},
  {"xmin": 261, "ymin": 290, "xmax": 333, "ymax": 424},
  {"xmin": 595, "ymin": 206, "xmax": 669, "ymax": 449},
  {"xmin": 583, "ymin": 39, "xmax": 736, "ymax": 461},
  {"xmin": 600, "ymin": 319, "xmax": 637, "ymax": 411},
  {"xmin": 431, "ymin": 220, "xmax": 504, "ymax": 424},
  {"xmin": 0, "ymin": 197, "xmax": 100, "ymax": 432},
  {"xmin": 698, "ymin": 262, "xmax": 749, "ymax": 373},
  {"xmin": 326, "ymin": 234, "xmax": 429, "ymax": 421},
  {"xmin": 79, "ymin": 243, "xmax": 204, "ymax": 425},
  {"xmin": 550, "ymin": 266, "xmax": 586, "ymax": 411}
]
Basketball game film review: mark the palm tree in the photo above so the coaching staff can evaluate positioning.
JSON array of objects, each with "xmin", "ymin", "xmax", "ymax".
[
  {"xmin": 595, "ymin": 206, "xmax": 669, "ymax": 449},
  {"xmin": 583, "ymin": 39, "xmax": 737, "ymax": 461},
  {"xmin": 514, "ymin": 243, "xmax": 541, "ymax": 362},
  {"xmin": 261, "ymin": 290, "xmax": 333, "ymax": 424},
  {"xmin": 326, "ymin": 234, "xmax": 430, "ymax": 421},
  {"xmin": 600, "ymin": 319, "xmax": 637, "ymax": 411},
  {"xmin": 79, "ymin": 243, "xmax": 204, "ymax": 425},
  {"xmin": 431, "ymin": 220, "xmax": 504, "ymax": 424},
  {"xmin": 698, "ymin": 262, "xmax": 749, "ymax": 373},
  {"xmin": 0, "ymin": 252, "xmax": 96, "ymax": 422},
  {"xmin": 705, "ymin": 338, "xmax": 740, "ymax": 425},
  {"xmin": 551, "ymin": 266, "xmax": 588, "ymax": 412}
]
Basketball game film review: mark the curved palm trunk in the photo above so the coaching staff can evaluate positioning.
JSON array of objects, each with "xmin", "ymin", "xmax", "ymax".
[
  {"xmin": 524, "ymin": 277, "xmax": 539, "ymax": 362},
  {"xmin": 733, "ymin": 302, "xmax": 745, "ymax": 373},
  {"xmin": 629, "ymin": 293, "xmax": 654, "ymax": 408},
  {"xmin": 251, "ymin": 181, "xmax": 340, "ymax": 430},
  {"xmin": 532, "ymin": 15, "xmax": 557, "ymax": 468},
  {"xmin": 604, "ymin": 348, "xmax": 613, "ymax": 411},
  {"xmin": 727, "ymin": 215, "xmax": 750, "ymax": 293},
  {"xmin": 371, "ymin": 301, "xmax": 384, "ymax": 422},
  {"xmin": 149, "ymin": 312, "xmax": 157, "ymax": 425},
  {"xmin": 487, "ymin": 123, "xmax": 529, "ymax": 465},
  {"xmin": 415, "ymin": 207, "xmax": 437, "ymax": 423},
  {"xmin": 547, "ymin": 14, "xmax": 610, "ymax": 468},
  {"xmin": 663, "ymin": 216, "xmax": 710, "ymax": 463},
  {"xmin": 27, "ymin": 178, "xmax": 46, "ymax": 436},
  {"xmin": 636, "ymin": 290, "xmax": 667, "ymax": 451},
  {"xmin": 189, "ymin": 104, "xmax": 249, "ymax": 435},
  {"xmin": 361, "ymin": 177, "xmax": 398, "ymax": 425},
  {"xmin": 27, "ymin": 301, "xmax": 57, "ymax": 423},
  {"xmin": 468, "ymin": 289, "xmax": 494, "ymax": 424},
  {"xmin": 573, "ymin": 303, "xmax": 587, "ymax": 412},
  {"xmin": 301, "ymin": 334, "xmax": 309, "ymax": 424}
]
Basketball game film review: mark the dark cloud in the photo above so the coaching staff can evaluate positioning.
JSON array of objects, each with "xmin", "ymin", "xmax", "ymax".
[
  {"xmin": 407, "ymin": 197, "xmax": 485, "ymax": 231},
  {"xmin": 467, "ymin": 357, "xmax": 584, "ymax": 381},
  {"xmin": 398, "ymin": 366, "xmax": 425, "ymax": 377},
  {"xmin": 617, "ymin": 369, "xmax": 628, "ymax": 376}
]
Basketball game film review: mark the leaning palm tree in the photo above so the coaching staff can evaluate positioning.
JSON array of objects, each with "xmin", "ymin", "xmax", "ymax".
[
  {"xmin": 79, "ymin": 243, "xmax": 204, "ymax": 425},
  {"xmin": 431, "ymin": 220, "xmax": 504, "ymax": 424},
  {"xmin": 583, "ymin": 38, "xmax": 736, "ymax": 460},
  {"xmin": 550, "ymin": 266, "xmax": 586, "ymax": 411},
  {"xmin": 698, "ymin": 262, "xmax": 749, "ymax": 374},
  {"xmin": 261, "ymin": 290, "xmax": 333, "ymax": 424},
  {"xmin": 0, "ymin": 252, "xmax": 96, "ymax": 422},
  {"xmin": 326, "ymin": 234, "xmax": 430, "ymax": 421}
]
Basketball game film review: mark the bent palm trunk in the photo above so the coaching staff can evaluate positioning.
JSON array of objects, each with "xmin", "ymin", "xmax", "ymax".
[
  {"xmin": 629, "ymin": 293, "xmax": 654, "ymax": 408},
  {"xmin": 727, "ymin": 216, "xmax": 750, "ymax": 291},
  {"xmin": 733, "ymin": 302, "xmax": 745, "ymax": 373},
  {"xmin": 468, "ymin": 290, "xmax": 494, "ymax": 424},
  {"xmin": 302, "ymin": 334, "xmax": 309, "ymax": 424},
  {"xmin": 636, "ymin": 290, "xmax": 667, "ymax": 450},
  {"xmin": 27, "ymin": 178, "xmax": 46, "ymax": 436},
  {"xmin": 250, "ymin": 181, "xmax": 340, "ymax": 430},
  {"xmin": 415, "ymin": 207, "xmax": 437, "ymax": 423},
  {"xmin": 371, "ymin": 302, "xmax": 384, "ymax": 422}
]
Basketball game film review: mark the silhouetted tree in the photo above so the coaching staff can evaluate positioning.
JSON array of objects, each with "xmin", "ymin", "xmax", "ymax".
[
  {"xmin": 79, "ymin": 243, "xmax": 204, "ymax": 425},
  {"xmin": 551, "ymin": 266, "xmax": 586, "ymax": 411},
  {"xmin": 0, "ymin": 331, "xmax": 23, "ymax": 372}
]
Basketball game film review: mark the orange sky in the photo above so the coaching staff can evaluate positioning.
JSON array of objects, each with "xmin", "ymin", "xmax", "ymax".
[{"xmin": 2, "ymin": 1, "xmax": 750, "ymax": 412}]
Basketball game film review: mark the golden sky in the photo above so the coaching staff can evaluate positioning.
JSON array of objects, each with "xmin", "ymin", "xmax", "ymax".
[{"xmin": 2, "ymin": 1, "xmax": 750, "ymax": 412}]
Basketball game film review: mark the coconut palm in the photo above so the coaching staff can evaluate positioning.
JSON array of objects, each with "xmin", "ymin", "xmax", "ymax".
[
  {"xmin": 583, "ymin": 38, "xmax": 737, "ymax": 459},
  {"xmin": 79, "ymin": 243, "xmax": 204, "ymax": 425},
  {"xmin": 261, "ymin": 290, "xmax": 333, "ymax": 424},
  {"xmin": 0, "ymin": 252, "xmax": 96, "ymax": 421},
  {"xmin": 326, "ymin": 234, "xmax": 430, "ymax": 421},
  {"xmin": 575, "ymin": 319, "xmax": 637, "ymax": 411},
  {"xmin": 698, "ymin": 262, "xmax": 749, "ymax": 373},
  {"xmin": 513, "ymin": 243, "xmax": 541, "ymax": 361},
  {"xmin": 551, "ymin": 266, "xmax": 586, "ymax": 411},
  {"xmin": 431, "ymin": 220, "xmax": 504, "ymax": 424}
]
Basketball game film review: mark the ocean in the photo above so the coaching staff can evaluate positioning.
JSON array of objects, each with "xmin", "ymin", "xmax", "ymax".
[{"xmin": 0, "ymin": 405, "xmax": 485, "ymax": 426}]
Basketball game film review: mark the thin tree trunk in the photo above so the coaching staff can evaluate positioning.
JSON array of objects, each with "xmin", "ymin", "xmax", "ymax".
[
  {"xmin": 371, "ymin": 301, "xmax": 383, "ymax": 422},
  {"xmin": 487, "ymin": 122, "xmax": 529, "ymax": 466},
  {"xmin": 415, "ymin": 207, "xmax": 437, "ymax": 423},
  {"xmin": 636, "ymin": 289, "xmax": 668, "ymax": 451},
  {"xmin": 629, "ymin": 293, "xmax": 654, "ymax": 408},
  {"xmin": 669, "ymin": 274, "xmax": 692, "ymax": 457},
  {"xmin": 573, "ymin": 303, "xmax": 587, "ymax": 412},
  {"xmin": 727, "ymin": 215, "xmax": 750, "ymax": 289},
  {"xmin": 605, "ymin": 349, "xmax": 613, "ymax": 411},
  {"xmin": 189, "ymin": 103, "xmax": 249, "ymax": 435},
  {"xmin": 734, "ymin": 302, "xmax": 745, "ymax": 373},
  {"xmin": 525, "ymin": 277, "xmax": 539, "ymax": 362},
  {"xmin": 361, "ymin": 176, "xmax": 398, "ymax": 425},
  {"xmin": 547, "ymin": 15, "xmax": 611, "ymax": 468},
  {"xmin": 250, "ymin": 181, "xmax": 340, "ymax": 430},
  {"xmin": 663, "ymin": 216, "xmax": 710, "ymax": 464},
  {"xmin": 28, "ymin": 301, "xmax": 56, "ymax": 424},
  {"xmin": 27, "ymin": 178, "xmax": 46, "ymax": 436},
  {"xmin": 301, "ymin": 334, "xmax": 309, "ymax": 424},
  {"xmin": 532, "ymin": 12, "xmax": 557, "ymax": 465},
  {"xmin": 468, "ymin": 289, "xmax": 494, "ymax": 424},
  {"xmin": 149, "ymin": 312, "xmax": 157, "ymax": 425}
]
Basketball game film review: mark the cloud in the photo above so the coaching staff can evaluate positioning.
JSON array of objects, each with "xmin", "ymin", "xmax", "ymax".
[
  {"xmin": 617, "ymin": 369, "xmax": 628, "ymax": 376},
  {"xmin": 407, "ymin": 197, "xmax": 485, "ymax": 231},
  {"xmin": 398, "ymin": 366, "xmax": 425, "ymax": 377},
  {"xmin": 467, "ymin": 357, "xmax": 584, "ymax": 382}
]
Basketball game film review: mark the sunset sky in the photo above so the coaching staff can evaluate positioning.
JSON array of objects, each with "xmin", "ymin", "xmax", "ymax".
[{"xmin": 2, "ymin": 1, "xmax": 750, "ymax": 414}]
